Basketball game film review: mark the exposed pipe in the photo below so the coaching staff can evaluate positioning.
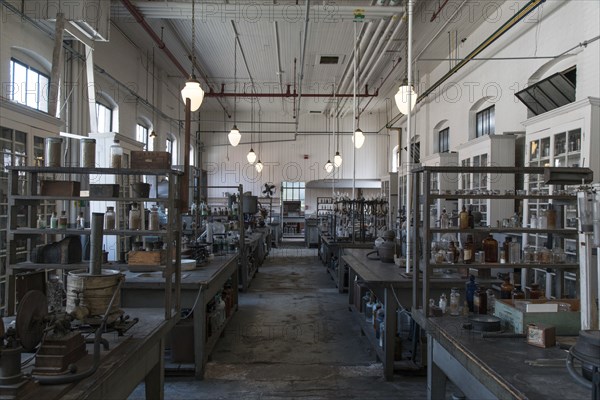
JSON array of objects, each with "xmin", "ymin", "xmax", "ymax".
[
  {"xmin": 430, "ymin": 0, "xmax": 450, "ymax": 22},
  {"xmin": 204, "ymin": 85, "xmax": 377, "ymax": 98},
  {"xmin": 273, "ymin": 21, "xmax": 285, "ymax": 113},
  {"xmin": 405, "ymin": 0, "xmax": 414, "ymax": 275},
  {"xmin": 89, "ymin": 213, "xmax": 104, "ymax": 276},
  {"xmin": 295, "ymin": 0, "xmax": 310, "ymax": 129},
  {"xmin": 360, "ymin": 17, "xmax": 397, "ymax": 84},
  {"xmin": 231, "ymin": 21, "xmax": 261, "ymax": 113}
]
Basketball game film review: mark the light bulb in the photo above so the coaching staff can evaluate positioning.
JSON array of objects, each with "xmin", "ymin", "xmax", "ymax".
[
  {"xmin": 352, "ymin": 128, "xmax": 365, "ymax": 149},
  {"xmin": 255, "ymin": 160, "xmax": 263, "ymax": 172},
  {"xmin": 333, "ymin": 151, "xmax": 342, "ymax": 167},
  {"xmin": 247, "ymin": 148, "xmax": 257, "ymax": 164},
  {"xmin": 181, "ymin": 77, "xmax": 204, "ymax": 111},
  {"xmin": 395, "ymin": 84, "xmax": 417, "ymax": 115},
  {"xmin": 324, "ymin": 160, "xmax": 334, "ymax": 173},
  {"xmin": 228, "ymin": 125, "xmax": 241, "ymax": 146}
]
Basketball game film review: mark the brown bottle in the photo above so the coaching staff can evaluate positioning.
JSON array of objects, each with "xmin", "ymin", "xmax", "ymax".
[
  {"xmin": 512, "ymin": 285, "xmax": 525, "ymax": 300},
  {"xmin": 468, "ymin": 206, "xmax": 475, "ymax": 229},
  {"xmin": 459, "ymin": 205, "xmax": 469, "ymax": 229},
  {"xmin": 482, "ymin": 234, "xmax": 498, "ymax": 263},
  {"xmin": 500, "ymin": 276, "xmax": 513, "ymax": 299},
  {"xmin": 448, "ymin": 241, "xmax": 459, "ymax": 263},
  {"xmin": 473, "ymin": 286, "xmax": 488, "ymax": 315},
  {"xmin": 529, "ymin": 283, "xmax": 544, "ymax": 299},
  {"xmin": 463, "ymin": 234, "xmax": 475, "ymax": 264},
  {"xmin": 503, "ymin": 237, "xmax": 512, "ymax": 263},
  {"xmin": 546, "ymin": 204, "xmax": 557, "ymax": 229}
]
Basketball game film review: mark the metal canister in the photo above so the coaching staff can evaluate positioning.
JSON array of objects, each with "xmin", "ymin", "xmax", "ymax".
[
  {"xmin": 81, "ymin": 138, "xmax": 96, "ymax": 168},
  {"xmin": 44, "ymin": 137, "xmax": 63, "ymax": 167}
]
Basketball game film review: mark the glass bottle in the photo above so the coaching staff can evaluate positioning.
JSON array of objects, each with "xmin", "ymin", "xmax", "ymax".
[
  {"xmin": 482, "ymin": 234, "xmax": 498, "ymax": 263},
  {"xmin": 511, "ymin": 212, "xmax": 520, "ymax": 228},
  {"xmin": 473, "ymin": 286, "xmax": 487, "ymax": 315},
  {"xmin": 465, "ymin": 275, "xmax": 477, "ymax": 312},
  {"xmin": 129, "ymin": 203, "xmax": 142, "ymax": 230},
  {"xmin": 546, "ymin": 204, "xmax": 557, "ymax": 229},
  {"xmin": 463, "ymin": 234, "xmax": 475, "ymax": 264},
  {"xmin": 448, "ymin": 241, "xmax": 459, "ymax": 263},
  {"xmin": 440, "ymin": 208, "xmax": 449, "ymax": 229},
  {"xmin": 50, "ymin": 211, "xmax": 58, "ymax": 229},
  {"xmin": 36, "ymin": 208, "xmax": 46, "ymax": 229},
  {"xmin": 459, "ymin": 205, "xmax": 469, "ymax": 229},
  {"xmin": 538, "ymin": 209, "xmax": 547, "ymax": 229},
  {"xmin": 486, "ymin": 288, "xmax": 495, "ymax": 314},
  {"xmin": 80, "ymin": 138, "xmax": 96, "ymax": 168},
  {"xmin": 77, "ymin": 212, "xmax": 85, "ymax": 229},
  {"xmin": 110, "ymin": 139, "xmax": 123, "ymax": 169},
  {"xmin": 149, "ymin": 205, "xmax": 160, "ymax": 231},
  {"xmin": 529, "ymin": 283, "xmax": 544, "ymax": 299},
  {"xmin": 500, "ymin": 276, "xmax": 514, "ymax": 299},
  {"xmin": 467, "ymin": 206, "xmax": 475, "ymax": 229},
  {"xmin": 449, "ymin": 288, "xmax": 460, "ymax": 316},
  {"xmin": 509, "ymin": 241, "xmax": 521, "ymax": 264},
  {"xmin": 58, "ymin": 210, "xmax": 68, "ymax": 229},
  {"xmin": 104, "ymin": 206, "xmax": 116, "ymax": 230},
  {"xmin": 523, "ymin": 246, "xmax": 535, "ymax": 264},
  {"xmin": 539, "ymin": 247, "xmax": 553, "ymax": 264},
  {"xmin": 439, "ymin": 293, "xmax": 447, "ymax": 314},
  {"xmin": 511, "ymin": 284, "xmax": 525, "ymax": 300},
  {"xmin": 503, "ymin": 237, "xmax": 512, "ymax": 263}
]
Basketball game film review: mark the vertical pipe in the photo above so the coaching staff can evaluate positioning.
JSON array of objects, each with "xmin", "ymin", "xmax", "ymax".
[
  {"xmin": 397, "ymin": 128, "xmax": 402, "ymax": 237},
  {"xmin": 89, "ymin": 213, "xmax": 104, "ymax": 275},
  {"xmin": 181, "ymin": 99, "xmax": 191, "ymax": 212},
  {"xmin": 405, "ymin": 0, "xmax": 414, "ymax": 274},
  {"xmin": 352, "ymin": 21, "xmax": 357, "ymax": 199}
]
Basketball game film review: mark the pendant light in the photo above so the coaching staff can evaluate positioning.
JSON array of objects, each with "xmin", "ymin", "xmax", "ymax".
[
  {"xmin": 395, "ymin": 80, "xmax": 417, "ymax": 115},
  {"xmin": 255, "ymin": 112, "xmax": 263, "ymax": 172},
  {"xmin": 255, "ymin": 159, "xmax": 263, "ymax": 172},
  {"xmin": 333, "ymin": 88, "xmax": 342, "ymax": 167},
  {"xmin": 352, "ymin": 21, "xmax": 365, "ymax": 150},
  {"xmin": 324, "ymin": 115, "xmax": 333, "ymax": 173},
  {"xmin": 352, "ymin": 128, "xmax": 365, "ymax": 149},
  {"xmin": 247, "ymin": 100, "xmax": 257, "ymax": 164},
  {"xmin": 180, "ymin": 0, "xmax": 204, "ymax": 112},
  {"xmin": 228, "ymin": 36, "xmax": 241, "ymax": 146}
]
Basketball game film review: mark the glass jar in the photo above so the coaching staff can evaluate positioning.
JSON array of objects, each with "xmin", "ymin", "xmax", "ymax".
[
  {"xmin": 538, "ymin": 209, "xmax": 547, "ymax": 229},
  {"xmin": 502, "ymin": 237, "xmax": 512, "ymax": 263},
  {"xmin": 447, "ymin": 241, "xmax": 459, "ymax": 264},
  {"xmin": 553, "ymin": 247, "xmax": 566, "ymax": 264},
  {"xmin": 459, "ymin": 205, "xmax": 469, "ymax": 229},
  {"xmin": 440, "ymin": 208, "xmax": 449, "ymax": 229},
  {"xmin": 104, "ymin": 206, "xmax": 116, "ymax": 230},
  {"xmin": 482, "ymin": 234, "xmax": 498, "ymax": 263},
  {"xmin": 76, "ymin": 212, "xmax": 85, "ymax": 229},
  {"xmin": 449, "ymin": 288, "xmax": 460, "ymax": 316},
  {"xmin": 44, "ymin": 137, "xmax": 63, "ymax": 167},
  {"xmin": 523, "ymin": 246, "xmax": 536, "ymax": 264},
  {"xmin": 511, "ymin": 212, "xmax": 521, "ymax": 228},
  {"xmin": 530, "ymin": 213, "xmax": 537, "ymax": 228},
  {"xmin": 512, "ymin": 285, "xmax": 525, "ymax": 300},
  {"xmin": 509, "ymin": 241, "xmax": 521, "ymax": 264},
  {"xmin": 529, "ymin": 283, "xmax": 544, "ymax": 299},
  {"xmin": 438, "ymin": 293, "xmax": 447, "ymax": 314},
  {"xmin": 486, "ymin": 288, "xmax": 495, "ymax": 314},
  {"xmin": 50, "ymin": 211, "xmax": 58, "ymax": 229},
  {"xmin": 465, "ymin": 275, "xmax": 477, "ymax": 312},
  {"xmin": 149, "ymin": 205, "xmax": 160, "ymax": 231},
  {"xmin": 463, "ymin": 234, "xmax": 475, "ymax": 264},
  {"xmin": 546, "ymin": 205, "xmax": 557, "ymax": 229},
  {"xmin": 80, "ymin": 138, "xmax": 96, "ymax": 168},
  {"xmin": 500, "ymin": 276, "xmax": 514, "ymax": 299},
  {"xmin": 36, "ymin": 208, "xmax": 46, "ymax": 229},
  {"xmin": 129, "ymin": 203, "xmax": 141, "ymax": 230},
  {"xmin": 473, "ymin": 286, "xmax": 487, "ymax": 315},
  {"xmin": 110, "ymin": 139, "xmax": 123, "ymax": 169},
  {"xmin": 58, "ymin": 210, "xmax": 68, "ymax": 229},
  {"xmin": 539, "ymin": 247, "xmax": 553, "ymax": 264}
]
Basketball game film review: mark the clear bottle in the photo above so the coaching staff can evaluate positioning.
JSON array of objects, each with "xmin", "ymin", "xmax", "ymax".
[
  {"xmin": 440, "ymin": 208, "xmax": 449, "ymax": 229},
  {"xmin": 459, "ymin": 205, "xmax": 469, "ymax": 229},
  {"xmin": 463, "ymin": 234, "xmax": 475, "ymax": 264},
  {"xmin": 110, "ymin": 139, "xmax": 123, "ymax": 169},
  {"xmin": 104, "ymin": 206, "xmax": 116, "ymax": 230},
  {"xmin": 36, "ymin": 208, "xmax": 46, "ymax": 229},
  {"xmin": 509, "ymin": 241, "xmax": 521, "ymax": 264},
  {"xmin": 538, "ymin": 209, "xmax": 547, "ymax": 229},
  {"xmin": 511, "ymin": 212, "xmax": 521, "ymax": 228},
  {"xmin": 439, "ymin": 293, "xmax": 447, "ymax": 314},
  {"xmin": 50, "ymin": 211, "xmax": 58, "ymax": 229},
  {"xmin": 58, "ymin": 210, "xmax": 68, "ymax": 229},
  {"xmin": 77, "ymin": 212, "xmax": 85, "ymax": 229},
  {"xmin": 149, "ymin": 205, "xmax": 160, "ymax": 231},
  {"xmin": 482, "ymin": 234, "xmax": 498, "ymax": 263},
  {"xmin": 449, "ymin": 288, "xmax": 460, "ymax": 316},
  {"xmin": 129, "ymin": 203, "xmax": 142, "ymax": 230}
]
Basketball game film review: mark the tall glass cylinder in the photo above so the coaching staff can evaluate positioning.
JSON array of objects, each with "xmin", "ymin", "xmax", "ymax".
[
  {"xmin": 45, "ymin": 137, "xmax": 63, "ymax": 167},
  {"xmin": 81, "ymin": 138, "xmax": 96, "ymax": 168}
]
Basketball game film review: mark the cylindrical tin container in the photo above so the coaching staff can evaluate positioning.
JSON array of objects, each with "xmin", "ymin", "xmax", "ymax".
[
  {"xmin": 81, "ymin": 138, "xmax": 96, "ymax": 168},
  {"xmin": 66, "ymin": 269, "xmax": 122, "ymax": 316},
  {"xmin": 44, "ymin": 137, "xmax": 63, "ymax": 167}
]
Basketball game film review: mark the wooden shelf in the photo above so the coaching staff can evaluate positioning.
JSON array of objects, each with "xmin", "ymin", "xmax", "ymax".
[
  {"xmin": 429, "ymin": 227, "xmax": 578, "ymax": 235},
  {"xmin": 10, "ymin": 228, "xmax": 176, "ymax": 236}
]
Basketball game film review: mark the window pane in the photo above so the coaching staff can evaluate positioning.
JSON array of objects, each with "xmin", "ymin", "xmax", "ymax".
[
  {"xmin": 38, "ymin": 74, "xmax": 49, "ymax": 112},
  {"xmin": 489, "ymin": 106, "xmax": 495, "ymax": 135},
  {"xmin": 13, "ymin": 62, "xmax": 27, "ymax": 105}
]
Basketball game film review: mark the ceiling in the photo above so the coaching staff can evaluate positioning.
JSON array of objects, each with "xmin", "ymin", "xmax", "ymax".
[{"xmin": 107, "ymin": 0, "xmax": 497, "ymax": 119}]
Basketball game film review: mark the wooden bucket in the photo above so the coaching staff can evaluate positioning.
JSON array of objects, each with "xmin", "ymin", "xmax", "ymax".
[{"xmin": 66, "ymin": 269, "xmax": 122, "ymax": 316}]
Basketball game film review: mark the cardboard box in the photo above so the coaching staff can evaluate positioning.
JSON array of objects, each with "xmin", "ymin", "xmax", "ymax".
[
  {"xmin": 40, "ymin": 180, "xmax": 81, "ymax": 196},
  {"xmin": 494, "ymin": 299, "xmax": 580, "ymax": 335},
  {"xmin": 130, "ymin": 151, "xmax": 171, "ymax": 170},
  {"xmin": 527, "ymin": 323, "xmax": 556, "ymax": 348}
]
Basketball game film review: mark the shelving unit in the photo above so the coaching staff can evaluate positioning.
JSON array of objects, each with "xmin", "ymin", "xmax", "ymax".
[
  {"xmin": 410, "ymin": 165, "xmax": 592, "ymax": 316},
  {"xmin": 4, "ymin": 166, "xmax": 183, "ymax": 318}
]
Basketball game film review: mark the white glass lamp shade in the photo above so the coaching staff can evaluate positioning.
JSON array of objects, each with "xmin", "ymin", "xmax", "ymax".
[
  {"xmin": 324, "ymin": 160, "xmax": 334, "ymax": 173},
  {"xmin": 247, "ymin": 148, "xmax": 257, "ymax": 164},
  {"xmin": 228, "ymin": 125, "xmax": 241, "ymax": 146},
  {"xmin": 255, "ymin": 160, "xmax": 264, "ymax": 173},
  {"xmin": 352, "ymin": 128, "xmax": 365, "ymax": 149},
  {"xmin": 181, "ymin": 77, "xmax": 205, "ymax": 112},
  {"xmin": 333, "ymin": 151, "xmax": 342, "ymax": 168},
  {"xmin": 394, "ymin": 84, "xmax": 417, "ymax": 115}
]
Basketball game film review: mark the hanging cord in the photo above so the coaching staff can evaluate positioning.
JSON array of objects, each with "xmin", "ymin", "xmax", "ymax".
[
  {"xmin": 191, "ymin": 0, "xmax": 196, "ymax": 77},
  {"xmin": 233, "ymin": 35, "xmax": 237, "ymax": 126}
]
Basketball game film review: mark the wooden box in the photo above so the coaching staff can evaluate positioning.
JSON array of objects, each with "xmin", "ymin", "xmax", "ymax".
[
  {"xmin": 130, "ymin": 151, "xmax": 171, "ymax": 170},
  {"xmin": 40, "ymin": 180, "xmax": 81, "ymax": 196},
  {"xmin": 90, "ymin": 184, "xmax": 119, "ymax": 198},
  {"xmin": 494, "ymin": 299, "xmax": 580, "ymax": 335},
  {"xmin": 127, "ymin": 250, "xmax": 166, "ymax": 266},
  {"xmin": 527, "ymin": 323, "xmax": 556, "ymax": 348}
]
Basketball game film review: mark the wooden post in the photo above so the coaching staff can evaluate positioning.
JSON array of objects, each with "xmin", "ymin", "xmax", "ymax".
[{"xmin": 181, "ymin": 98, "xmax": 191, "ymax": 212}]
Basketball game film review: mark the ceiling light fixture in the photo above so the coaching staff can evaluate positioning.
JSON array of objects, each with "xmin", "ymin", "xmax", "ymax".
[
  {"xmin": 247, "ymin": 99, "xmax": 257, "ymax": 164},
  {"xmin": 255, "ymin": 159, "xmax": 263, "ymax": 172},
  {"xmin": 352, "ymin": 128, "xmax": 365, "ymax": 149},
  {"xmin": 324, "ymin": 114, "xmax": 334, "ymax": 173},
  {"xmin": 228, "ymin": 36, "xmax": 241, "ymax": 146},
  {"xmin": 352, "ymin": 21, "xmax": 365, "ymax": 150},
  {"xmin": 255, "ymin": 112, "xmax": 263, "ymax": 172},
  {"xmin": 395, "ymin": 79, "xmax": 417, "ymax": 115},
  {"xmin": 180, "ymin": 0, "xmax": 204, "ymax": 112}
]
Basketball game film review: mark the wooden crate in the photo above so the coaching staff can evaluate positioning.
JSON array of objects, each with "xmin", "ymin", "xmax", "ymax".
[
  {"xmin": 90, "ymin": 184, "xmax": 119, "ymax": 198},
  {"xmin": 494, "ymin": 298, "xmax": 580, "ymax": 335},
  {"xmin": 127, "ymin": 250, "xmax": 166, "ymax": 265},
  {"xmin": 40, "ymin": 180, "xmax": 81, "ymax": 196},
  {"xmin": 130, "ymin": 151, "xmax": 171, "ymax": 170}
]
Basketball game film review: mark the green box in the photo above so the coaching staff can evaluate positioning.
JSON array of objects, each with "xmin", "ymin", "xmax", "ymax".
[{"xmin": 494, "ymin": 299, "xmax": 580, "ymax": 335}]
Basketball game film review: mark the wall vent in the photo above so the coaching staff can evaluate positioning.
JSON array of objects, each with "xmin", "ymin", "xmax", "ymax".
[{"xmin": 319, "ymin": 55, "xmax": 340, "ymax": 65}]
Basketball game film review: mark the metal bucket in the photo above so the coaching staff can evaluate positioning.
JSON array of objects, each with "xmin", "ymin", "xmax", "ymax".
[
  {"xmin": 131, "ymin": 182, "xmax": 151, "ymax": 198},
  {"xmin": 66, "ymin": 269, "xmax": 122, "ymax": 316}
]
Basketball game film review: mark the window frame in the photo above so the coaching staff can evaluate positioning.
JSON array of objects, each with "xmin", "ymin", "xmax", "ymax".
[
  {"xmin": 136, "ymin": 124, "xmax": 149, "ymax": 150},
  {"xmin": 9, "ymin": 58, "xmax": 50, "ymax": 113},
  {"xmin": 438, "ymin": 127, "xmax": 449, "ymax": 153},
  {"xmin": 96, "ymin": 101, "xmax": 113, "ymax": 133},
  {"xmin": 475, "ymin": 105, "xmax": 495, "ymax": 137}
]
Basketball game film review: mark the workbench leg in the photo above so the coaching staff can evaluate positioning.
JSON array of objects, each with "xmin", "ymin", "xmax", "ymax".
[
  {"xmin": 384, "ymin": 288, "xmax": 397, "ymax": 381},
  {"xmin": 348, "ymin": 268, "xmax": 356, "ymax": 308},
  {"xmin": 194, "ymin": 292, "xmax": 207, "ymax": 380},
  {"xmin": 145, "ymin": 339, "xmax": 165, "ymax": 400},
  {"xmin": 427, "ymin": 335, "xmax": 447, "ymax": 400}
]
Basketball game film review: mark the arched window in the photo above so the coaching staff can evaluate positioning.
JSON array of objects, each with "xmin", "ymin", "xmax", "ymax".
[
  {"xmin": 166, "ymin": 133, "xmax": 177, "ymax": 165},
  {"xmin": 433, "ymin": 119, "xmax": 449, "ymax": 153},
  {"xmin": 8, "ymin": 51, "xmax": 51, "ymax": 113},
  {"xmin": 468, "ymin": 97, "xmax": 495, "ymax": 140},
  {"xmin": 391, "ymin": 145, "xmax": 399, "ymax": 172},
  {"xmin": 136, "ymin": 116, "xmax": 152, "ymax": 150},
  {"xmin": 95, "ymin": 91, "xmax": 118, "ymax": 133}
]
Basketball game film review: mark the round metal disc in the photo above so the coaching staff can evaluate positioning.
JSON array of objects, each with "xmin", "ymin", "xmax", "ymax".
[{"xmin": 16, "ymin": 290, "xmax": 48, "ymax": 352}]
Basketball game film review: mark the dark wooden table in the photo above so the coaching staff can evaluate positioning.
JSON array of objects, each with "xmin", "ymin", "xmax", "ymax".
[
  {"xmin": 321, "ymin": 236, "xmax": 374, "ymax": 293},
  {"xmin": 412, "ymin": 310, "xmax": 591, "ymax": 399},
  {"xmin": 121, "ymin": 254, "xmax": 239, "ymax": 379}
]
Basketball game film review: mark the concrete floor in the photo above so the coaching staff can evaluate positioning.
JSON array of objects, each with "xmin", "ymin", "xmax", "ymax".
[{"xmin": 130, "ymin": 242, "xmax": 428, "ymax": 399}]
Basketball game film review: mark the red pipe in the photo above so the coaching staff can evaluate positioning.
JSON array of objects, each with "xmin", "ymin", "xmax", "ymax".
[{"xmin": 430, "ymin": 0, "xmax": 450, "ymax": 22}]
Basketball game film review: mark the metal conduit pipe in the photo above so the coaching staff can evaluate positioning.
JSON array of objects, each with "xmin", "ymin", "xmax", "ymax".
[
  {"xmin": 231, "ymin": 21, "xmax": 261, "ymax": 114},
  {"xmin": 89, "ymin": 213, "xmax": 104, "ymax": 276},
  {"xmin": 359, "ymin": 17, "xmax": 396, "ymax": 82},
  {"xmin": 274, "ymin": 21, "xmax": 285, "ymax": 112},
  {"xmin": 295, "ymin": 0, "xmax": 311, "ymax": 130}
]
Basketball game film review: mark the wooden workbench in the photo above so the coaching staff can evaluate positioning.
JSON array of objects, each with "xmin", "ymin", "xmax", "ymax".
[
  {"xmin": 321, "ymin": 235, "xmax": 374, "ymax": 293},
  {"xmin": 120, "ymin": 254, "xmax": 239, "ymax": 379},
  {"xmin": 12, "ymin": 309, "xmax": 175, "ymax": 400},
  {"xmin": 412, "ymin": 310, "xmax": 591, "ymax": 399}
]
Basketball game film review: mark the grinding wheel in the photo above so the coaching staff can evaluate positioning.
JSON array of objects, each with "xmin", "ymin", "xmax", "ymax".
[{"xmin": 16, "ymin": 290, "xmax": 48, "ymax": 352}]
